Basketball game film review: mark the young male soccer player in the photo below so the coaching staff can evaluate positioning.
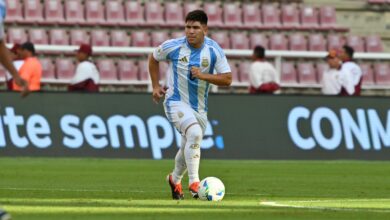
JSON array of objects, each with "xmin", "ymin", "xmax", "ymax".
[{"xmin": 148, "ymin": 10, "xmax": 232, "ymax": 200}]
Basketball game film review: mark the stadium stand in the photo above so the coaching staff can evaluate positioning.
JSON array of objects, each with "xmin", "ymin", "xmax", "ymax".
[{"xmin": 2, "ymin": 0, "xmax": 389, "ymax": 95}]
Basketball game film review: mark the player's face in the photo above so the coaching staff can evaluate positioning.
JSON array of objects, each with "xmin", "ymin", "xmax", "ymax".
[
  {"xmin": 185, "ymin": 21, "xmax": 207, "ymax": 48},
  {"xmin": 76, "ymin": 52, "xmax": 88, "ymax": 62}
]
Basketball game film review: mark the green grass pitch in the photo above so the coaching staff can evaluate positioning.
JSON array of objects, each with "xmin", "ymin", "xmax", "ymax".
[{"xmin": 1, "ymin": 158, "xmax": 390, "ymax": 220}]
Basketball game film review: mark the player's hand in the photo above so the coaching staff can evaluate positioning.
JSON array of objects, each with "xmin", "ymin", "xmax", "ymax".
[
  {"xmin": 152, "ymin": 86, "xmax": 166, "ymax": 104},
  {"xmin": 13, "ymin": 76, "xmax": 29, "ymax": 98},
  {"xmin": 191, "ymin": 67, "xmax": 203, "ymax": 80}
]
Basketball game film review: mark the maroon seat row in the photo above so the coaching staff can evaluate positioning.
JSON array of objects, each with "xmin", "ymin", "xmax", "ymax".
[
  {"xmin": 1, "ymin": 58, "xmax": 389, "ymax": 87},
  {"xmin": 6, "ymin": 0, "xmax": 347, "ymax": 31},
  {"xmin": 7, "ymin": 27, "xmax": 384, "ymax": 53}
]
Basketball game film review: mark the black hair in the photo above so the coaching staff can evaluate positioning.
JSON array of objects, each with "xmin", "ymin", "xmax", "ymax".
[
  {"xmin": 253, "ymin": 45, "xmax": 265, "ymax": 59},
  {"xmin": 343, "ymin": 45, "xmax": 354, "ymax": 59},
  {"xmin": 185, "ymin": 10, "xmax": 208, "ymax": 25}
]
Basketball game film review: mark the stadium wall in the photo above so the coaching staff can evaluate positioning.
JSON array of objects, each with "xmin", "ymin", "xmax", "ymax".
[{"xmin": 0, "ymin": 93, "xmax": 389, "ymax": 160}]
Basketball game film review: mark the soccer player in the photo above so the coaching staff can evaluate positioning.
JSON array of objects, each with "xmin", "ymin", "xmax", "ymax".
[
  {"xmin": 0, "ymin": 0, "xmax": 28, "ymax": 96},
  {"xmin": 148, "ymin": 10, "xmax": 232, "ymax": 200}
]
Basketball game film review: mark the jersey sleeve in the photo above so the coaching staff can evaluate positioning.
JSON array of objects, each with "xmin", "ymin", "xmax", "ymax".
[
  {"xmin": 212, "ymin": 47, "xmax": 231, "ymax": 74},
  {"xmin": 153, "ymin": 39, "xmax": 180, "ymax": 62}
]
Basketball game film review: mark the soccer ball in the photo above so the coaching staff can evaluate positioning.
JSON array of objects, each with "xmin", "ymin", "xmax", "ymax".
[{"xmin": 198, "ymin": 177, "xmax": 225, "ymax": 201}]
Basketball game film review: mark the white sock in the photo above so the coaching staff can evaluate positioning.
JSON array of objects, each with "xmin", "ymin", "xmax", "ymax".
[
  {"xmin": 172, "ymin": 136, "xmax": 187, "ymax": 184},
  {"xmin": 184, "ymin": 124, "xmax": 202, "ymax": 185}
]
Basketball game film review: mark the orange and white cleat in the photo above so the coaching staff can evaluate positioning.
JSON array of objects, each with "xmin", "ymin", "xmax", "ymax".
[
  {"xmin": 166, "ymin": 174, "xmax": 184, "ymax": 200},
  {"xmin": 189, "ymin": 182, "xmax": 200, "ymax": 199}
]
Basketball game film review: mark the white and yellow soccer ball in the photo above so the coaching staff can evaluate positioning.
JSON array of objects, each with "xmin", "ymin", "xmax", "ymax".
[{"xmin": 198, "ymin": 177, "xmax": 225, "ymax": 201}]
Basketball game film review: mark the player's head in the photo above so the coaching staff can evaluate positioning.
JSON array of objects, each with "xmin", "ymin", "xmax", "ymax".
[
  {"xmin": 340, "ymin": 45, "xmax": 354, "ymax": 61},
  {"xmin": 326, "ymin": 49, "xmax": 341, "ymax": 69},
  {"xmin": 20, "ymin": 42, "xmax": 35, "ymax": 59},
  {"xmin": 75, "ymin": 44, "xmax": 92, "ymax": 62},
  {"xmin": 185, "ymin": 10, "xmax": 208, "ymax": 48},
  {"xmin": 253, "ymin": 45, "xmax": 265, "ymax": 60}
]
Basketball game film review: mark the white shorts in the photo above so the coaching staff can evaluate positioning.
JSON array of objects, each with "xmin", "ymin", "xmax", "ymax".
[{"xmin": 164, "ymin": 101, "xmax": 207, "ymax": 135}]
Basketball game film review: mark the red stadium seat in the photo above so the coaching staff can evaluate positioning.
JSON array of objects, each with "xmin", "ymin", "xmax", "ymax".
[
  {"xmin": 346, "ymin": 35, "xmax": 365, "ymax": 52},
  {"xmin": 203, "ymin": 2, "xmax": 223, "ymax": 27},
  {"xmin": 288, "ymin": 34, "xmax": 307, "ymax": 51},
  {"xmin": 23, "ymin": 0, "xmax": 44, "ymax": 24},
  {"xmin": 223, "ymin": 3, "xmax": 243, "ymax": 29},
  {"xmin": 43, "ymin": 0, "xmax": 65, "ymax": 24},
  {"xmin": 316, "ymin": 63, "xmax": 329, "ymax": 82},
  {"xmin": 327, "ymin": 35, "xmax": 345, "ymax": 50},
  {"xmin": 360, "ymin": 63, "xmax": 375, "ymax": 85},
  {"xmin": 7, "ymin": 28, "xmax": 27, "ymax": 44},
  {"xmin": 242, "ymin": 3, "xmax": 261, "ymax": 29},
  {"xmin": 171, "ymin": 31, "xmax": 184, "ymax": 39},
  {"xmin": 70, "ymin": 30, "xmax": 90, "ymax": 46},
  {"xmin": 184, "ymin": 2, "xmax": 201, "ymax": 16},
  {"xmin": 165, "ymin": 2, "xmax": 183, "ymax": 27},
  {"xmin": 29, "ymin": 29, "xmax": 49, "ymax": 45},
  {"xmin": 374, "ymin": 63, "xmax": 390, "ymax": 85},
  {"xmin": 151, "ymin": 32, "xmax": 169, "ymax": 47},
  {"xmin": 249, "ymin": 33, "xmax": 269, "ymax": 49},
  {"xmin": 111, "ymin": 30, "xmax": 130, "ymax": 47},
  {"xmin": 319, "ymin": 6, "xmax": 337, "ymax": 29},
  {"xmin": 281, "ymin": 4, "xmax": 300, "ymax": 29},
  {"xmin": 105, "ymin": 0, "xmax": 125, "ymax": 26},
  {"xmin": 229, "ymin": 62, "xmax": 240, "ymax": 83},
  {"xmin": 91, "ymin": 30, "xmax": 110, "ymax": 47},
  {"xmin": 270, "ymin": 34, "xmax": 287, "ymax": 51},
  {"xmin": 5, "ymin": 0, "xmax": 24, "ymax": 23},
  {"xmin": 308, "ymin": 34, "xmax": 326, "ymax": 51},
  {"xmin": 238, "ymin": 61, "xmax": 251, "ymax": 83},
  {"xmin": 64, "ymin": 0, "xmax": 85, "ymax": 25},
  {"xmin": 159, "ymin": 62, "xmax": 169, "ymax": 80},
  {"xmin": 40, "ymin": 58, "xmax": 56, "ymax": 81},
  {"xmin": 124, "ymin": 1, "xmax": 144, "ymax": 26},
  {"xmin": 365, "ymin": 35, "xmax": 384, "ymax": 52},
  {"xmin": 49, "ymin": 29, "xmax": 69, "ymax": 45},
  {"xmin": 281, "ymin": 62, "xmax": 298, "ymax": 84},
  {"xmin": 131, "ymin": 32, "xmax": 151, "ymax": 47},
  {"xmin": 118, "ymin": 60, "xmax": 138, "ymax": 81},
  {"xmin": 85, "ymin": 0, "xmax": 105, "ymax": 25},
  {"xmin": 56, "ymin": 58, "xmax": 75, "ymax": 80},
  {"xmin": 97, "ymin": 59, "xmax": 118, "ymax": 81},
  {"xmin": 138, "ymin": 60, "xmax": 149, "ymax": 81},
  {"xmin": 230, "ymin": 32, "xmax": 249, "ymax": 50},
  {"xmin": 297, "ymin": 63, "xmax": 317, "ymax": 84},
  {"xmin": 300, "ymin": 6, "xmax": 319, "ymax": 29},
  {"xmin": 262, "ymin": 4, "xmax": 281, "ymax": 29},
  {"xmin": 210, "ymin": 32, "xmax": 230, "ymax": 49},
  {"xmin": 145, "ymin": 1, "xmax": 164, "ymax": 26}
]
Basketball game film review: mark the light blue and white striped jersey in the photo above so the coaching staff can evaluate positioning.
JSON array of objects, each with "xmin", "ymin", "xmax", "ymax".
[
  {"xmin": 0, "ymin": 0, "xmax": 6, "ymax": 40},
  {"xmin": 153, "ymin": 36, "xmax": 231, "ymax": 114}
]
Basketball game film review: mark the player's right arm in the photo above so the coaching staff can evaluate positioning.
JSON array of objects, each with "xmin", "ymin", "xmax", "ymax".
[{"xmin": 148, "ymin": 54, "xmax": 165, "ymax": 104}]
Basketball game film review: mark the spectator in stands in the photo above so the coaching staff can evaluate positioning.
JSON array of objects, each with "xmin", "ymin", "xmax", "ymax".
[
  {"xmin": 248, "ymin": 45, "xmax": 280, "ymax": 94},
  {"xmin": 338, "ymin": 45, "xmax": 362, "ymax": 96},
  {"xmin": 321, "ymin": 49, "xmax": 342, "ymax": 95},
  {"xmin": 5, "ymin": 44, "xmax": 24, "ymax": 90},
  {"xmin": 13, "ymin": 42, "xmax": 42, "ymax": 92},
  {"xmin": 69, "ymin": 44, "xmax": 100, "ymax": 92}
]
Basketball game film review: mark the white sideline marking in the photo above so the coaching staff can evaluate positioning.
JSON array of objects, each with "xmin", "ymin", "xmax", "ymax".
[{"xmin": 260, "ymin": 201, "xmax": 390, "ymax": 213}]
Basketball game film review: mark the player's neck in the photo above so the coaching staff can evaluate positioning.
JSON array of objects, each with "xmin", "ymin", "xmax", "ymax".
[{"xmin": 187, "ymin": 39, "xmax": 204, "ymax": 49}]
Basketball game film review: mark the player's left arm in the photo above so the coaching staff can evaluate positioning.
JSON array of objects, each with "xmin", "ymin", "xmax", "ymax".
[
  {"xmin": 191, "ymin": 67, "xmax": 232, "ymax": 86},
  {"xmin": 191, "ymin": 48, "xmax": 232, "ymax": 86}
]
